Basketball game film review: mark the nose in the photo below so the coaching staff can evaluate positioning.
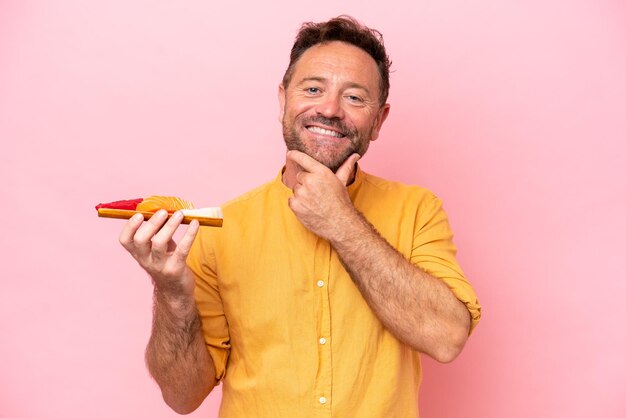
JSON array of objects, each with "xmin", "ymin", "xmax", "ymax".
[{"xmin": 315, "ymin": 92, "xmax": 345, "ymax": 120}]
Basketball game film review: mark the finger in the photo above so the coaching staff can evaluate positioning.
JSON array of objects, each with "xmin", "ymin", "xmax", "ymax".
[
  {"xmin": 133, "ymin": 209, "xmax": 169, "ymax": 259},
  {"xmin": 335, "ymin": 153, "xmax": 360, "ymax": 185},
  {"xmin": 295, "ymin": 170, "xmax": 305, "ymax": 185},
  {"xmin": 119, "ymin": 213, "xmax": 144, "ymax": 253},
  {"xmin": 292, "ymin": 183, "xmax": 300, "ymax": 195},
  {"xmin": 287, "ymin": 150, "xmax": 326, "ymax": 173},
  {"xmin": 294, "ymin": 170, "xmax": 313, "ymax": 188},
  {"xmin": 151, "ymin": 211, "xmax": 185, "ymax": 259},
  {"xmin": 287, "ymin": 195, "xmax": 300, "ymax": 213},
  {"xmin": 174, "ymin": 219, "xmax": 200, "ymax": 262}
]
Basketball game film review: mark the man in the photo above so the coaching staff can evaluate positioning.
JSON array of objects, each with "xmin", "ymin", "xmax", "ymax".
[{"xmin": 119, "ymin": 16, "xmax": 480, "ymax": 417}]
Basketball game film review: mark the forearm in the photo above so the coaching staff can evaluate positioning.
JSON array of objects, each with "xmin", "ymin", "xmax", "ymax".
[
  {"xmin": 146, "ymin": 290, "xmax": 216, "ymax": 414},
  {"xmin": 284, "ymin": 152, "xmax": 470, "ymax": 361},
  {"xmin": 330, "ymin": 210, "xmax": 470, "ymax": 362}
]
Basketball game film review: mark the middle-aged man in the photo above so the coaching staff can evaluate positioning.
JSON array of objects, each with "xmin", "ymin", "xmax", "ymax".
[{"xmin": 119, "ymin": 15, "xmax": 481, "ymax": 417}]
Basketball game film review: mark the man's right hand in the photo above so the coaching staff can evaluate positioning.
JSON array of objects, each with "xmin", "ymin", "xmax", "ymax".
[
  {"xmin": 118, "ymin": 210, "xmax": 214, "ymax": 414},
  {"xmin": 118, "ymin": 209, "xmax": 200, "ymax": 298}
]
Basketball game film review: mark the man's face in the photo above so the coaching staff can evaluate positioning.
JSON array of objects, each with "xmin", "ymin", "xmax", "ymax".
[{"xmin": 279, "ymin": 41, "xmax": 390, "ymax": 172}]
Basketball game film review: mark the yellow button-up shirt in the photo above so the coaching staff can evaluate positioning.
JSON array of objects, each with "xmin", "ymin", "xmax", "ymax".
[{"xmin": 188, "ymin": 168, "xmax": 481, "ymax": 417}]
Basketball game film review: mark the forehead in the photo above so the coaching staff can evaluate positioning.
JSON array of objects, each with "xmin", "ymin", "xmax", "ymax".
[{"xmin": 290, "ymin": 41, "xmax": 381, "ymax": 91}]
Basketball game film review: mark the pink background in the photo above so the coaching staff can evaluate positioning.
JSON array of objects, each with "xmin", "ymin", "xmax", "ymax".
[{"xmin": 2, "ymin": 1, "xmax": 625, "ymax": 417}]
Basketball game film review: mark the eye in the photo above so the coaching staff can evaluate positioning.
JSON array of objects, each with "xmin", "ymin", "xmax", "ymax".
[
  {"xmin": 346, "ymin": 95, "xmax": 363, "ymax": 103},
  {"xmin": 306, "ymin": 87, "xmax": 321, "ymax": 94}
]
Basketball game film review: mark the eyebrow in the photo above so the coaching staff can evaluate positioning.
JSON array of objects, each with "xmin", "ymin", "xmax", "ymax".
[
  {"xmin": 297, "ymin": 77, "xmax": 371, "ymax": 95},
  {"xmin": 298, "ymin": 76, "xmax": 326, "ymax": 84}
]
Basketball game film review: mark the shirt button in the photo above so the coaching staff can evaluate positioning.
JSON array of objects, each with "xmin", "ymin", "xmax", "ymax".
[
  {"xmin": 319, "ymin": 337, "xmax": 327, "ymax": 345},
  {"xmin": 317, "ymin": 280, "xmax": 325, "ymax": 287},
  {"xmin": 319, "ymin": 396, "xmax": 327, "ymax": 405}
]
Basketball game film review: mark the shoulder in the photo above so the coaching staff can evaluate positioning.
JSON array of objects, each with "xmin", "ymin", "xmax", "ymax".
[
  {"xmin": 215, "ymin": 172, "xmax": 292, "ymax": 231},
  {"xmin": 221, "ymin": 177, "xmax": 279, "ymax": 211},
  {"xmin": 359, "ymin": 170, "xmax": 440, "ymax": 206},
  {"xmin": 194, "ymin": 176, "xmax": 280, "ymax": 244}
]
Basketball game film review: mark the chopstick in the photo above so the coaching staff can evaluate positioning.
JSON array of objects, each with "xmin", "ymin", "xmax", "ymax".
[{"xmin": 97, "ymin": 208, "xmax": 223, "ymax": 227}]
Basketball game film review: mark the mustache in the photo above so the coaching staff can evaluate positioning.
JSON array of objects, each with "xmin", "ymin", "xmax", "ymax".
[{"xmin": 300, "ymin": 115, "xmax": 355, "ymax": 138}]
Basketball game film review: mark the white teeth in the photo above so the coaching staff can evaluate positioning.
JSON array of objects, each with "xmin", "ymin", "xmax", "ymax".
[{"xmin": 307, "ymin": 126, "xmax": 344, "ymax": 138}]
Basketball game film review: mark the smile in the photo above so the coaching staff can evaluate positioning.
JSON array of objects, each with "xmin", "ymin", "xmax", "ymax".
[{"xmin": 306, "ymin": 125, "xmax": 345, "ymax": 138}]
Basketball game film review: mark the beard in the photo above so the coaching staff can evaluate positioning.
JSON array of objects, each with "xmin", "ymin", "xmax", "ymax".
[{"xmin": 282, "ymin": 114, "xmax": 372, "ymax": 173}]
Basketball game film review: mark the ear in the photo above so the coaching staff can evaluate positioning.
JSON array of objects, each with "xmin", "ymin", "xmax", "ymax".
[
  {"xmin": 278, "ymin": 84, "xmax": 286, "ymax": 123},
  {"xmin": 370, "ymin": 103, "xmax": 390, "ymax": 142}
]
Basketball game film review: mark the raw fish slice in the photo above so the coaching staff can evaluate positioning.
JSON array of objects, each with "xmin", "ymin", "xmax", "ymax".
[
  {"xmin": 180, "ymin": 207, "xmax": 223, "ymax": 219},
  {"xmin": 95, "ymin": 198, "xmax": 143, "ymax": 211},
  {"xmin": 136, "ymin": 196, "xmax": 194, "ymax": 213}
]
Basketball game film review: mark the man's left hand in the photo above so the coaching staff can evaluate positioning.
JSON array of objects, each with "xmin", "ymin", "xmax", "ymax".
[{"xmin": 287, "ymin": 150, "xmax": 360, "ymax": 241}]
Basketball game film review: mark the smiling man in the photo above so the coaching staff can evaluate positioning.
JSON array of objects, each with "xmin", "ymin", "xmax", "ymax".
[
  {"xmin": 119, "ymin": 16, "xmax": 481, "ymax": 417},
  {"xmin": 279, "ymin": 40, "xmax": 388, "ymax": 173}
]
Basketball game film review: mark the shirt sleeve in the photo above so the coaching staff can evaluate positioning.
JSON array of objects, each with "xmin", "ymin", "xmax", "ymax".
[
  {"xmin": 410, "ymin": 194, "xmax": 481, "ymax": 334},
  {"xmin": 187, "ymin": 228, "xmax": 231, "ymax": 382}
]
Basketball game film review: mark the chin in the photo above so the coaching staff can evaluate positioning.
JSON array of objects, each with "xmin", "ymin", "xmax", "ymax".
[
  {"xmin": 314, "ymin": 152, "xmax": 352, "ymax": 173},
  {"xmin": 283, "ymin": 128, "xmax": 368, "ymax": 172}
]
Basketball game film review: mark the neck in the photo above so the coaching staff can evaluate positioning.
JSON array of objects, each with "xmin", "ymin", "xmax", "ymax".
[{"xmin": 282, "ymin": 158, "xmax": 301, "ymax": 189}]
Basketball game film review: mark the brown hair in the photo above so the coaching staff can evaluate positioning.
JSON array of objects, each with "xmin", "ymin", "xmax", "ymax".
[{"xmin": 282, "ymin": 15, "xmax": 391, "ymax": 106}]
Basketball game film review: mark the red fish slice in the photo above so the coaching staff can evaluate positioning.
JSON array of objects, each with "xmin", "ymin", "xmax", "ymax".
[{"xmin": 95, "ymin": 198, "xmax": 143, "ymax": 211}]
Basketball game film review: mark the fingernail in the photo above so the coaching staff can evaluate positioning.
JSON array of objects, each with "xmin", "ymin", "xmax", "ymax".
[
  {"xmin": 132, "ymin": 213, "xmax": 143, "ymax": 221},
  {"xmin": 173, "ymin": 211, "xmax": 183, "ymax": 220}
]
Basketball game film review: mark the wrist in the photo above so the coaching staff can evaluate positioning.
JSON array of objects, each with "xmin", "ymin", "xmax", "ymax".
[
  {"xmin": 154, "ymin": 286, "xmax": 198, "ymax": 323},
  {"xmin": 328, "ymin": 208, "xmax": 372, "ymax": 248},
  {"xmin": 151, "ymin": 267, "xmax": 195, "ymax": 298}
]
